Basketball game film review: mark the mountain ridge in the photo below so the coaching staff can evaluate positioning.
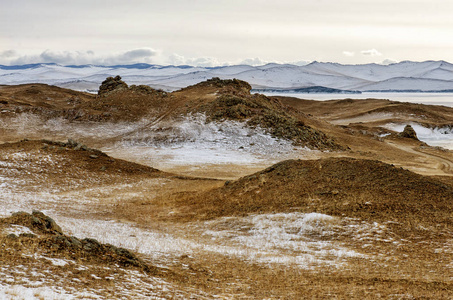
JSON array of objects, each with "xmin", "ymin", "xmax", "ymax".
[{"xmin": 1, "ymin": 60, "xmax": 453, "ymax": 93}]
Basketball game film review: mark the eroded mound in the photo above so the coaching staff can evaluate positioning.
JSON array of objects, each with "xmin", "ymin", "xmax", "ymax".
[
  {"xmin": 91, "ymin": 77, "xmax": 347, "ymax": 150},
  {"xmin": 185, "ymin": 157, "xmax": 453, "ymax": 228},
  {"xmin": 0, "ymin": 211, "xmax": 157, "ymax": 273},
  {"xmin": 278, "ymin": 97, "xmax": 453, "ymax": 128}
]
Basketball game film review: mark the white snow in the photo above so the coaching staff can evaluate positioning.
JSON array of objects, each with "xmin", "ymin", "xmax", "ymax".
[
  {"xmin": 0, "ymin": 284, "xmax": 82, "ymax": 300},
  {"xmin": 201, "ymin": 212, "xmax": 366, "ymax": 267},
  {"xmin": 2, "ymin": 224, "xmax": 35, "ymax": 236},
  {"xmin": 1, "ymin": 60, "xmax": 453, "ymax": 92},
  {"xmin": 107, "ymin": 114, "xmax": 306, "ymax": 167}
]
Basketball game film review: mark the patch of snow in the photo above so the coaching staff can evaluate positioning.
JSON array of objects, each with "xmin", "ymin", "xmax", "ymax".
[
  {"xmin": 43, "ymin": 257, "xmax": 70, "ymax": 267},
  {"xmin": 2, "ymin": 224, "xmax": 35, "ymax": 236},
  {"xmin": 203, "ymin": 213, "xmax": 364, "ymax": 268},
  {"xmin": 107, "ymin": 114, "xmax": 313, "ymax": 167},
  {"xmin": 0, "ymin": 284, "xmax": 82, "ymax": 300}
]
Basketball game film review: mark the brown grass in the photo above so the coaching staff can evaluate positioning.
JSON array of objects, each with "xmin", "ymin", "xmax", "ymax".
[{"xmin": 2, "ymin": 81, "xmax": 453, "ymax": 298}]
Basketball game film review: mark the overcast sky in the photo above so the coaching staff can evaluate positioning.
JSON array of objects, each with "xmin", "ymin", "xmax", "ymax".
[{"xmin": 1, "ymin": 0, "xmax": 453, "ymax": 66}]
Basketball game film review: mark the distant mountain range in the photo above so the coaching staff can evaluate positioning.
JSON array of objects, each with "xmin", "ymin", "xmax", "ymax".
[{"xmin": 1, "ymin": 60, "xmax": 453, "ymax": 93}]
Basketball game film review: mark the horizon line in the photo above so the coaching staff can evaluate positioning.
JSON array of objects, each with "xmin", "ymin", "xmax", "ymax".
[{"xmin": 0, "ymin": 59, "xmax": 452, "ymax": 69}]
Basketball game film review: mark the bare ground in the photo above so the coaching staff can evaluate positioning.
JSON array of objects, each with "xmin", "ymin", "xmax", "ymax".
[{"xmin": 1, "ymin": 83, "xmax": 453, "ymax": 298}]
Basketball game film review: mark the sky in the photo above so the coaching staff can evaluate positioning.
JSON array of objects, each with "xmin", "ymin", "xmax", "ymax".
[{"xmin": 1, "ymin": 0, "xmax": 453, "ymax": 66}]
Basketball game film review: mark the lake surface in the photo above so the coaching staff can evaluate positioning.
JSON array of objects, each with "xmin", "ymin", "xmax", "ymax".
[{"xmin": 262, "ymin": 92, "xmax": 453, "ymax": 107}]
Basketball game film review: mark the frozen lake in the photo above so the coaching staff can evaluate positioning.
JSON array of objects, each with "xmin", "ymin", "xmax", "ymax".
[
  {"xmin": 263, "ymin": 92, "xmax": 453, "ymax": 150},
  {"xmin": 262, "ymin": 92, "xmax": 453, "ymax": 107}
]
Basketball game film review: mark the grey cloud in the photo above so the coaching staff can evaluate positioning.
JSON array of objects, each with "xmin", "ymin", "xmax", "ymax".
[
  {"xmin": 240, "ymin": 58, "xmax": 268, "ymax": 66},
  {"xmin": 119, "ymin": 48, "xmax": 158, "ymax": 61},
  {"xmin": 39, "ymin": 50, "xmax": 94, "ymax": 64},
  {"xmin": 167, "ymin": 54, "xmax": 186, "ymax": 66},
  {"xmin": 361, "ymin": 49, "xmax": 382, "ymax": 56},
  {"xmin": 0, "ymin": 48, "xmax": 159, "ymax": 66},
  {"xmin": 381, "ymin": 58, "xmax": 398, "ymax": 65},
  {"xmin": 0, "ymin": 50, "xmax": 18, "ymax": 58}
]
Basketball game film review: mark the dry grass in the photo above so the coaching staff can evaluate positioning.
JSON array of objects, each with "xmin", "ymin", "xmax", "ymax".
[{"xmin": 2, "ymin": 81, "xmax": 453, "ymax": 298}]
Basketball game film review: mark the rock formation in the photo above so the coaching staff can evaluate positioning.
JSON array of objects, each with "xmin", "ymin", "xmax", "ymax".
[
  {"xmin": 399, "ymin": 124, "xmax": 418, "ymax": 140},
  {"xmin": 98, "ymin": 75, "xmax": 128, "ymax": 96}
]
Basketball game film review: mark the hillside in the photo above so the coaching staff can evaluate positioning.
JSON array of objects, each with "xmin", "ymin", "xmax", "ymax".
[
  {"xmin": 1, "ymin": 78, "xmax": 345, "ymax": 151},
  {"xmin": 179, "ymin": 157, "xmax": 453, "ymax": 228}
]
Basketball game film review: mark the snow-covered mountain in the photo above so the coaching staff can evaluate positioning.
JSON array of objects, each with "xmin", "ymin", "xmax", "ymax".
[{"xmin": 1, "ymin": 61, "xmax": 453, "ymax": 93}]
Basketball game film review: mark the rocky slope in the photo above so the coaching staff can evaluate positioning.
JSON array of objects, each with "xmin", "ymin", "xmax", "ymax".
[{"xmin": 1, "ymin": 77, "xmax": 346, "ymax": 151}]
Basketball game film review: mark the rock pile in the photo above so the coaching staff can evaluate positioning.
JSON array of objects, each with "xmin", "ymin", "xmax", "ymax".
[
  {"xmin": 7, "ymin": 210, "xmax": 63, "ymax": 235},
  {"xmin": 98, "ymin": 75, "xmax": 128, "ymax": 96}
]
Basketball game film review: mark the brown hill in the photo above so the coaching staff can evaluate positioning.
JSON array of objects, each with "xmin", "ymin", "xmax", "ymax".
[
  {"xmin": 0, "ymin": 139, "xmax": 166, "ymax": 192},
  {"xmin": 0, "ymin": 83, "xmax": 96, "ymax": 120},
  {"xmin": 1, "ymin": 78, "xmax": 346, "ymax": 150},
  {"xmin": 181, "ymin": 157, "xmax": 453, "ymax": 230},
  {"xmin": 187, "ymin": 78, "xmax": 343, "ymax": 149}
]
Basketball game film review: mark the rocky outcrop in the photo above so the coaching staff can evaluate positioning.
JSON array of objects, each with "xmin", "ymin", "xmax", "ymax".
[
  {"xmin": 1, "ymin": 211, "xmax": 156, "ymax": 273},
  {"xmin": 184, "ymin": 77, "xmax": 252, "ymax": 95},
  {"xmin": 7, "ymin": 210, "xmax": 63, "ymax": 235},
  {"xmin": 399, "ymin": 124, "xmax": 418, "ymax": 140},
  {"xmin": 98, "ymin": 75, "xmax": 128, "ymax": 96},
  {"xmin": 200, "ymin": 91, "xmax": 345, "ymax": 150}
]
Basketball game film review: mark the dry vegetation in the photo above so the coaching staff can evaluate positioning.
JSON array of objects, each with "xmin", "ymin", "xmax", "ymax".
[
  {"xmin": 172, "ymin": 158, "xmax": 453, "ymax": 227},
  {"xmin": 1, "ymin": 79, "xmax": 453, "ymax": 298}
]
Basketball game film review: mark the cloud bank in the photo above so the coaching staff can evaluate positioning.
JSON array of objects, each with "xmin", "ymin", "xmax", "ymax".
[
  {"xmin": 0, "ymin": 48, "xmax": 159, "ymax": 66},
  {"xmin": 0, "ymin": 48, "xmax": 395, "ymax": 67}
]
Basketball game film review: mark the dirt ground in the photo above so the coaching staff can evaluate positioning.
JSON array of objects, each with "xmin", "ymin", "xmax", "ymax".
[{"xmin": 1, "ymin": 82, "xmax": 453, "ymax": 298}]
